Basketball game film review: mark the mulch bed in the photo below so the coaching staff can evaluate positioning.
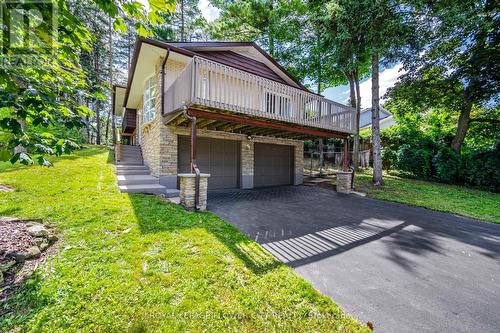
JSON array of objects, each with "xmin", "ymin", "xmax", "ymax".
[
  {"xmin": 0, "ymin": 219, "xmax": 39, "ymax": 255},
  {"xmin": 0, "ymin": 217, "xmax": 58, "ymax": 303}
]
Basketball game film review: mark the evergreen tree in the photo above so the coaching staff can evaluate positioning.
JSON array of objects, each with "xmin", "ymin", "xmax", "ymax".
[{"xmin": 153, "ymin": 0, "xmax": 207, "ymax": 42}]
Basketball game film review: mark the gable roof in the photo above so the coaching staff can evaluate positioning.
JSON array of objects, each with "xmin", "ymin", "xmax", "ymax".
[
  {"xmin": 360, "ymin": 107, "xmax": 394, "ymax": 128},
  {"xmin": 167, "ymin": 41, "xmax": 307, "ymax": 89},
  {"xmin": 123, "ymin": 37, "xmax": 310, "ymax": 108}
]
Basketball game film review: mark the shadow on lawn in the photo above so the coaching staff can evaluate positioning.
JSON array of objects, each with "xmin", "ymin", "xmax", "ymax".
[
  {"xmin": 0, "ymin": 147, "xmax": 110, "ymax": 175},
  {"xmin": 0, "ymin": 273, "xmax": 48, "ymax": 330},
  {"xmin": 127, "ymin": 193, "xmax": 282, "ymax": 275}
]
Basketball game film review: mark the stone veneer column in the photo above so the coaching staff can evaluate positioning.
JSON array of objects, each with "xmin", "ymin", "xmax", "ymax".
[
  {"xmin": 336, "ymin": 171, "xmax": 352, "ymax": 193},
  {"xmin": 178, "ymin": 173, "xmax": 210, "ymax": 211},
  {"xmin": 241, "ymin": 141, "xmax": 254, "ymax": 189},
  {"xmin": 294, "ymin": 144, "xmax": 304, "ymax": 185},
  {"xmin": 158, "ymin": 125, "xmax": 178, "ymax": 188}
]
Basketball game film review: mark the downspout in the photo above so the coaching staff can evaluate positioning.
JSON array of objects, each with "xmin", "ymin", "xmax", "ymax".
[
  {"xmin": 160, "ymin": 48, "xmax": 170, "ymax": 115},
  {"xmin": 183, "ymin": 105, "xmax": 201, "ymax": 210}
]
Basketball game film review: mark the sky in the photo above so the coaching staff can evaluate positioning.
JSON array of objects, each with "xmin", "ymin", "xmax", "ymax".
[
  {"xmin": 323, "ymin": 64, "xmax": 405, "ymax": 108},
  {"xmin": 198, "ymin": 0, "xmax": 221, "ymax": 22}
]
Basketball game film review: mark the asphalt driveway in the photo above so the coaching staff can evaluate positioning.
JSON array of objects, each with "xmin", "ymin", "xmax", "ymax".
[{"xmin": 208, "ymin": 186, "xmax": 500, "ymax": 333}]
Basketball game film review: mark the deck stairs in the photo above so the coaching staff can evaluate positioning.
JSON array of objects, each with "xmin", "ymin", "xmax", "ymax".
[{"xmin": 116, "ymin": 145, "xmax": 179, "ymax": 197}]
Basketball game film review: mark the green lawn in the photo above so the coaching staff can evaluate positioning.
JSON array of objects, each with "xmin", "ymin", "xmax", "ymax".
[
  {"xmin": 354, "ymin": 169, "xmax": 500, "ymax": 224},
  {"xmin": 0, "ymin": 147, "xmax": 366, "ymax": 332}
]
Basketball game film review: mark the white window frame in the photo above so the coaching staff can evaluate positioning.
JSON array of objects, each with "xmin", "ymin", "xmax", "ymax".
[{"xmin": 143, "ymin": 75, "xmax": 157, "ymax": 123}]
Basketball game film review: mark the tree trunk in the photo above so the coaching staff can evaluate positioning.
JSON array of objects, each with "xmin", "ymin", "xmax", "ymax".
[
  {"xmin": 95, "ymin": 101, "xmax": 101, "ymax": 145},
  {"xmin": 346, "ymin": 70, "xmax": 362, "ymax": 171},
  {"xmin": 180, "ymin": 0, "xmax": 185, "ymax": 42},
  {"xmin": 108, "ymin": 15, "xmax": 116, "ymax": 145},
  {"xmin": 347, "ymin": 72, "xmax": 356, "ymax": 108},
  {"xmin": 105, "ymin": 108, "xmax": 110, "ymax": 144},
  {"xmin": 95, "ymin": 53, "xmax": 101, "ymax": 145},
  {"xmin": 104, "ymin": 17, "xmax": 112, "ymax": 145},
  {"xmin": 127, "ymin": 28, "xmax": 131, "ymax": 69},
  {"xmin": 371, "ymin": 52, "xmax": 383, "ymax": 186},
  {"xmin": 354, "ymin": 69, "xmax": 362, "ymax": 171},
  {"xmin": 450, "ymin": 101, "xmax": 472, "ymax": 154},
  {"xmin": 268, "ymin": 1, "xmax": 275, "ymax": 57},
  {"xmin": 85, "ymin": 99, "xmax": 91, "ymax": 143}
]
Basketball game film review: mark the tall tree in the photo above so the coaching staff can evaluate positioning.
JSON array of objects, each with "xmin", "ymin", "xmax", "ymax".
[
  {"xmin": 208, "ymin": 0, "xmax": 295, "ymax": 57},
  {"xmin": 324, "ymin": 0, "xmax": 371, "ymax": 171},
  {"xmin": 106, "ymin": 15, "xmax": 114, "ymax": 144},
  {"xmin": 371, "ymin": 52, "xmax": 382, "ymax": 184},
  {"xmin": 0, "ymin": 0, "xmax": 173, "ymax": 164},
  {"xmin": 360, "ymin": 0, "xmax": 409, "ymax": 185},
  {"xmin": 393, "ymin": 0, "xmax": 499, "ymax": 154},
  {"xmin": 153, "ymin": 0, "xmax": 206, "ymax": 42}
]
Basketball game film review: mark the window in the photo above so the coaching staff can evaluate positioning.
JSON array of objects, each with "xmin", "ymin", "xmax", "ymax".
[{"xmin": 143, "ymin": 75, "xmax": 157, "ymax": 123}]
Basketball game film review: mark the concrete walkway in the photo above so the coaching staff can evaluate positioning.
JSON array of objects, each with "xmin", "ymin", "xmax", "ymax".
[{"xmin": 208, "ymin": 186, "xmax": 500, "ymax": 333}]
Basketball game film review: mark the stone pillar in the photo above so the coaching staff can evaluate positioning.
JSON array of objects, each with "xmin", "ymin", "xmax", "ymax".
[
  {"xmin": 158, "ymin": 126, "xmax": 178, "ymax": 188},
  {"xmin": 241, "ymin": 141, "xmax": 254, "ymax": 189},
  {"xmin": 294, "ymin": 143, "xmax": 304, "ymax": 185},
  {"xmin": 336, "ymin": 171, "xmax": 352, "ymax": 193},
  {"xmin": 178, "ymin": 173, "xmax": 210, "ymax": 211}
]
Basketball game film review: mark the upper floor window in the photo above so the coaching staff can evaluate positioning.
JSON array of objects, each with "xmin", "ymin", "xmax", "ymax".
[{"xmin": 143, "ymin": 75, "xmax": 156, "ymax": 123}]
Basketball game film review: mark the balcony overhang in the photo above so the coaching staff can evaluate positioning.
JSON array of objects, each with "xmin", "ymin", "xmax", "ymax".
[
  {"xmin": 164, "ymin": 107, "xmax": 350, "ymax": 140},
  {"xmin": 113, "ymin": 85, "xmax": 126, "ymax": 117},
  {"xmin": 122, "ymin": 108, "xmax": 137, "ymax": 134},
  {"xmin": 163, "ymin": 56, "xmax": 356, "ymax": 136}
]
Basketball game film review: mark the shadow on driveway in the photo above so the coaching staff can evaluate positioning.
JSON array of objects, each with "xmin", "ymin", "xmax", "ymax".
[{"xmin": 208, "ymin": 186, "xmax": 500, "ymax": 333}]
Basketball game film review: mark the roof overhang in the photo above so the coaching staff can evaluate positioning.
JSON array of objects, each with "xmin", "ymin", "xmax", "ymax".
[
  {"xmin": 113, "ymin": 85, "xmax": 126, "ymax": 117},
  {"xmin": 123, "ymin": 38, "xmax": 313, "ymax": 109},
  {"xmin": 124, "ymin": 38, "xmax": 194, "ymax": 109}
]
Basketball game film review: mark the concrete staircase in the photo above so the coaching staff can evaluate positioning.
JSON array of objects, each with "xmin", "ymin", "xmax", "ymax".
[{"xmin": 116, "ymin": 145, "xmax": 167, "ymax": 195}]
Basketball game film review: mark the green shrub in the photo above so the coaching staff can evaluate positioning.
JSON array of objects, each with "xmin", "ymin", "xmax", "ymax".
[
  {"xmin": 381, "ymin": 147, "xmax": 397, "ymax": 170},
  {"xmin": 463, "ymin": 143, "xmax": 500, "ymax": 192},
  {"xmin": 396, "ymin": 144, "xmax": 432, "ymax": 178},
  {"xmin": 432, "ymin": 147, "xmax": 462, "ymax": 183}
]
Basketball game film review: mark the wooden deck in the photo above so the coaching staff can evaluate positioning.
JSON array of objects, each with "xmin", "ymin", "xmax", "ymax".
[{"xmin": 163, "ymin": 56, "xmax": 356, "ymax": 135}]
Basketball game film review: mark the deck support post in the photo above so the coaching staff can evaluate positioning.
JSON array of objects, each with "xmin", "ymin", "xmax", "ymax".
[
  {"xmin": 343, "ymin": 137, "xmax": 349, "ymax": 171},
  {"xmin": 337, "ymin": 136, "xmax": 353, "ymax": 193},
  {"xmin": 183, "ymin": 106, "xmax": 202, "ymax": 210}
]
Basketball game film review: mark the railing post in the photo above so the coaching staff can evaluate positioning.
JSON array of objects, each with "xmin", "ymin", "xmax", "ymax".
[{"xmin": 190, "ymin": 58, "xmax": 197, "ymax": 104}]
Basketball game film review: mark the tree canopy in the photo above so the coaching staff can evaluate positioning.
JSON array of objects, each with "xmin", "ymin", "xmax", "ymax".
[{"xmin": 0, "ymin": 0, "xmax": 175, "ymax": 165}]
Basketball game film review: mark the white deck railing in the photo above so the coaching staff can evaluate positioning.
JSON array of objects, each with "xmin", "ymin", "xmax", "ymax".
[{"xmin": 164, "ymin": 56, "xmax": 356, "ymax": 134}]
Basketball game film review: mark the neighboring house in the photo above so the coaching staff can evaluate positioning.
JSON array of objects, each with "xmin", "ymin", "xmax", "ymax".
[
  {"xmin": 113, "ymin": 37, "xmax": 356, "ymax": 194},
  {"xmin": 359, "ymin": 107, "xmax": 396, "ymax": 130}
]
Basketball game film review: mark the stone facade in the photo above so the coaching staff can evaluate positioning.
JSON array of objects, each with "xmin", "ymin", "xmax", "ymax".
[
  {"xmin": 140, "ymin": 123, "xmax": 305, "ymax": 189},
  {"xmin": 173, "ymin": 127, "xmax": 304, "ymax": 187},
  {"xmin": 241, "ymin": 141, "xmax": 254, "ymax": 189},
  {"xmin": 179, "ymin": 173, "xmax": 210, "ymax": 210},
  {"xmin": 135, "ymin": 56, "xmax": 305, "ymax": 190}
]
